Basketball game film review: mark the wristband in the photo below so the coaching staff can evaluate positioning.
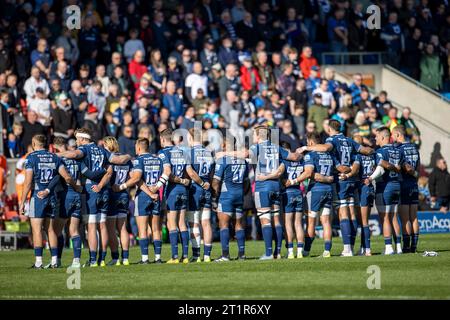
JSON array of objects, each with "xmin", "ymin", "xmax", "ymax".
[
  {"xmin": 156, "ymin": 181, "xmax": 164, "ymax": 188},
  {"xmin": 200, "ymin": 180, "xmax": 205, "ymax": 187},
  {"xmin": 45, "ymin": 188, "xmax": 50, "ymax": 194},
  {"xmin": 290, "ymin": 179, "xmax": 298, "ymax": 186},
  {"xmin": 119, "ymin": 183, "xmax": 127, "ymax": 191}
]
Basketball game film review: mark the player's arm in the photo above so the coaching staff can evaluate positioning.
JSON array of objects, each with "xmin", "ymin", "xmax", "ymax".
[
  {"xmin": 358, "ymin": 146, "xmax": 374, "ymax": 155},
  {"xmin": 82, "ymin": 166, "xmax": 107, "ymax": 180},
  {"xmin": 379, "ymin": 159, "xmax": 401, "ymax": 173},
  {"xmin": 59, "ymin": 149, "xmax": 84, "ymax": 159},
  {"xmin": 93, "ymin": 165, "xmax": 113, "ymax": 192},
  {"xmin": 215, "ymin": 149, "xmax": 249, "ymax": 160},
  {"xmin": 19, "ymin": 169, "xmax": 33, "ymax": 214},
  {"xmin": 313, "ymin": 173, "xmax": 334, "ymax": 184},
  {"xmin": 287, "ymin": 165, "xmax": 314, "ymax": 187},
  {"xmin": 186, "ymin": 165, "xmax": 209, "ymax": 190},
  {"xmin": 170, "ymin": 172, "xmax": 190, "ymax": 186},
  {"xmin": 340, "ymin": 161, "xmax": 360, "ymax": 181},
  {"xmin": 137, "ymin": 180, "xmax": 159, "ymax": 200},
  {"xmin": 303, "ymin": 142, "xmax": 333, "ymax": 153},
  {"xmin": 109, "ymin": 153, "xmax": 132, "ymax": 165},
  {"xmin": 211, "ymin": 178, "xmax": 221, "ymax": 200},
  {"xmin": 121, "ymin": 169, "xmax": 143, "ymax": 190},
  {"xmin": 257, "ymin": 163, "xmax": 285, "ymax": 181}
]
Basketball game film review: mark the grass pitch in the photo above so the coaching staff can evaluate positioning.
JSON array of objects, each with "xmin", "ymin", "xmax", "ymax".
[{"xmin": 1, "ymin": 234, "xmax": 449, "ymax": 300}]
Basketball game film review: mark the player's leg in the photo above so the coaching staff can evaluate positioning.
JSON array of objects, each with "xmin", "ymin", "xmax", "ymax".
[
  {"xmin": 390, "ymin": 186, "xmax": 402, "ymax": 254},
  {"xmin": 399, "ymin": 204, "xmax": 411, "ymax": 253},
  {"xmin": 166, "ymin": 209, "xmax": 179, "ymax": 263},
  {"xmin": 43, "ymin": 216, "xmax": 59, "ymax": 268},
  {"xmin": 136, "ymin": 215, "xmax": 150, "ymax": 263},
  {"xmin": 320, "ymin": 208, "xmax": 332, "ymax": 258},
  {"xmin": 409, "ymin": 204, "xmax": 420, "ymax": 253},
  {"xmin": 30, "ymin": 217, "xmax": 45, "ymax": 268},
  {"xmin": 234, "ymin": 207, "xmax": 246, "ymax": 260},
  {"xmin": 360, "ymin": 206, "xmax": 371, "ymax": 256},
  {"xmin": 97, "ymin": 190, "xmax": 110, "ymax": 266},
  {"xmin": 85, "ymin": 190, "xmax": 99, "ymax": 266},
  {"xmin": 256, "ymin": 191, "xmax": 273, "ymax": 259},
  {"xmin": 348, "ymin": 199, "xmax": 358, "ymax": 252},
  {"xmin": 201, "ymin": 207, "xmax": 213, "ymax": 262},
  {"xmin": 216, "ymin": 211, "xmax": 231, "ymax": 261},
  {"xmin": 116, "ymin": 215, "xmax": 130, "ymax": 265},
  {"xmin": 304, "ymin": 213, "xmax": 317, "ymax": 257},
  {"xmin": 376, "ymin": 191, "xmax": 393, "ymax": 255},
  {"xmin": 187, "ymin": 210, "xmax": 201, "ymax": 261},
  {"xmin": 284, "ymin": 210, "xmax": 295, "ymax": 259},
  {"xmin": 294, "ymin": 210, "xmax": 304, "ymax": 258},
  {"xmin": 178, "ymin": 208, "xmax": 190, "ymax": 263},
  {"xmin": 335, "ymin": 183, "xmax": 352, "ymax": 255},
  {"xmin": 106, "ymin": 216, "xmax": 119, "ymax": 265},
  {"xmin": 151, "ymin": 203, "xmax": 162, "ymax": 263},
  {"xmin": 68, "ymin": 216, "xmax": 82, "ymax": 267}
]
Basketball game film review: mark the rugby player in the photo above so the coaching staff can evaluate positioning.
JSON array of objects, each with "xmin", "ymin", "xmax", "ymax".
[
  {"xmin": 300, "ymin": 119, "xmax": 373, "ymax": 256},
  {"xmin": 212, "ymin": 136, "xmax": 249, "ymax": 262},
  {"xmin": 186, "ymin": 128, "xmax": 215, "ymax": 262},
  {"xmin": 104, "ymin": 137, "xmax": 132, "ymax": 265},
  {"xmin": 365, "ymin": 127, "xmax": 403, "ymax": 255},
  {"xmin": 58, "ymin": 128, "xmax": 131, "ymax": 267},
  {"xmin": 120, "ymin": 138, "xmax": 168, "ymax": 264},
  {"xmin": 19, "ymin": 134, "xmax": 80, "ymax": 268},
  {"xmin": 159, "ymin": 129, "xmax": 191, "ymax": 264},
  {"xmin": 392, "ymin": 125, "xmax": 421, "ymax": 253}
]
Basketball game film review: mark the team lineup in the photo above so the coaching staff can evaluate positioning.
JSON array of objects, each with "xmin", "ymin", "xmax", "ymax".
[{"xmin": 19, "ymin": 119, "xmax": 421, "ymax": 268}]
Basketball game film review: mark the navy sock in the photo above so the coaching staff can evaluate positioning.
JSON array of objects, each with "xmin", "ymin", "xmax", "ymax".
[
  {"xmin": 71, "ymin": 236, "xmax": 81, "ymax": 259},
  {"xmin": 180, "ymin": 231, "xmax": 189, "ymax": 258},
  {"xmin": 139, "ymin": 238, "xmax": 149, "ymax": 257},
  {"xmin": 89, "ymin": 250, "xmax": 97, "ymax": 263},
  {"xmin": 204, "ymin": 244, "xmax": 212, "ymax": 256},
  {"xmin": 304, "ymin": 236, "xmax": 312, "ymax": 252},
  {"xmin": 101, "ymin": 251, "xmax": 107, "ymax": 261},
  {"xmin": 262, "ymin": 224, "xmax": 273, "ymax": 257},
  {"xmin": 121, "ymin": 250, "xmax": 129, "ymax": 260},
  {"xmin": 350, "ymin": 219, "xmax": 358, "ymax": 247},
  {"xmin": 393, "ymin": 233, "xmax": 401, "ymax": 245},
  {"xmin": 360, "ymin": 226, "xmax": 366, "ymax": 249},
  {"xmin": 340, "ymin": 219, "xmax": 351, "ymax": 245},
  {"xmin": 34, "ymin": 246, "xmax": 43, "ymax": 258},
  {"xmin": 153, "ymin": 240, "xmax": 162, "ymax": 256},
  {"xmin": 402, "ymin": 235, "xmax": 411, "ymax": 251},
  {"xmin": 236, "ymin": 229, "xmax": 245, "ymax": 256},
  {"xmin": 192, "ymin": 246, "xmax": 201, "ymax": 258},
  {"xmin": 384, "ymin": 237, "xmax": 392, "ymax": 245},
  {"xmin": 111, "ymin": 251, "xmax": 119, "ymax": 260},
  {"xmin": 287, "ymin": 242, "xmax": 294, "ymax": 249},
  {"xmin": 411, "ymin": 233, "xmax": 419, "ymax": 252},
  {"xmin": 57, "ymin": 235, "xmax": 65, "ymax": 259},
  {"xmin": 363, "ymin": 226, "xmax": 371, "ymax": 250},
  {"xmin": 50, "ymin": 247, "xmax": 58, "ymax": 259},
  {"xmin": 324, "ymin": 240, "xmax": 332, "ymax": 251},
  {"xmin": 274, "ymin": 224, "xmax": 283, "ymax": 256},
  {"xmin": 297, "ymin": 242, "xmax": 304, "ymax": 249},
  {"xmin": 220, "ymin": 228, "xmax": 230, "ymax": 257},
  {"xmin": 169, "ymin": 231, "xmax": 179, "ymax": 259}
]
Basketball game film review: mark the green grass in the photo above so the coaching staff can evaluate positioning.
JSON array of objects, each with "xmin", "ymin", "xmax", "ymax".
[{"xmin": 1, "ymin": 234, "xmax": 450, "ymax": 299}]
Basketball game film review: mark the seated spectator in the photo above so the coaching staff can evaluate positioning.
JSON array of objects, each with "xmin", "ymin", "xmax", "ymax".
[
  {"xmin": 163, "ymin": 80, "xmax": 184, "ymax": 124},
  {"xmin": 124, "ymin": 28, "xmax": 145, "ymax": 63},
  {"xmin": 191, "ymin": 88, "xmax": 211, "ymax": 120},
  {"xmin": 218, "ymin": 37, "xmax": 238, "ymax": 68},
  {"xmin": 185, "ymin": 62, "xmax": 208, "ymax": 102},
  {"xmin": 418, "ymin": 176, "xmax": 432, "ymax": 211},
  {"xmin": 299, "ymin": 46, "xmax": 320, "ymax": 79},
  {"xmin": 28, "ymin": 87, "xmax": 51, "ymax": 129},
  {"xmin": 280, "ymin": 119, "xmax": 300, "ymax": 151},
  {"xmin": 83, "ymin": 104, "xmax": 105, "ymax": 143},
  {"xmin": 429, "ymin": 158, "xmax": 450, "ymax": 212},
  {"xmin": 240, "ymin": 55, "xmax": 261, "ymax": 94},
  {"xmin": 23, "ymin": 66, "xmax": 50, "ymax": 101},
  {"xmin": 180, "ymin": 106, "xmax": 196, "ymax": 130},
  {"xmin": 203, "ymin": 102, "xmax": 220, "ymax": 128},
  {"xmin": 382, "ymin": 106, "xmax": 401, "ymax": 131},
  {"xmin": 51, "ymin": 93, "xmax": 75, "ymax": 139},
  {"xmin": 5, "ymin": 123, "xmax": 25, "ymax": 158},
  {"xmin": 104, "ymin": 111, "xmax": 119, "ymax": 138},
  {"xmin": 313, "ymin": 79, "xmax": 336, "ymax": 112},
  {"xmin": 349, "ymin": 73, "xmax": 367, "ymax": 105},
  {"xmin": 307, "ymin": 93, "xmax": 329, "ymax": 133},
  {"xmin": 118, "ymin": 125, "xmax": 136, "ymax": 157},
  {"xmin": 128, "ymin": 50, "xmax": 147, "ymax": 89},
  {"xmin": 401, "ymin": 107, "xmax": 421, "ymax": 146},
  {"xmin": 276, "ymin": 62, "xmax": 296, "ymax": 97}
]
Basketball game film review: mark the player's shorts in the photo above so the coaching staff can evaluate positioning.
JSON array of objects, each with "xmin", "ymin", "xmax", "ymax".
[
  {"xmin": 333, "ymin": 180, "xmax": 357, "ymax": 207},
  {"xmin": 110, "ymin": 191, "xmax": 130, "ymax": 219},
  {"xmin": 85, "ymin": 184, "xmax": 109, "ymax": 223},
  {"xmin": 306, "ymin": 186, "xmax": 333, "ymax": 216},
  {"xmin": 28, "ymin": 194, "xmax": 57, "ymax": 219},
  {"xmin": 218, "ymin": 193, "xmax": 244, "ymax": 218},
  {"xmin": 400, "ymin": 181, "xmax": 419, "ymax": 205},
  {"xmin": 134, "ymin": 192, "xmax": 160, "ymax": 217},
  {"xmin": 254, "ymin": 191, "xmax": 281, "ymax": 209},
  {"xmin": 57, "ymin": 190, "xmax": 81, "ymax": 219},
  {"xmin": 188, "ymin": 184, "xmax": 212, "ymax": 211},
  {"xmin": 375, "ymin": 182, "xmax": 401, "ymax": 213},
  {"xmin": 359, "ymin": 183, "xmax": 375, "ymax": 207},
  {"xmin": 283, "ymin": 190, "xmax": 304, "ymax": 214},
  {"xmin": 165, "ymin": 184, "xmax": 188, "ymax": 211}
]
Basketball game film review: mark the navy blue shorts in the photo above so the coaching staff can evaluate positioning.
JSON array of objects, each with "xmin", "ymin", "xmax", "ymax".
[
  {"xmin": 359, "ymin": 184, "xmax": 375, "ymax": 207},
  {"xmin": 283, "ymin": 190, "xmax": 304, "ymax": 214},
  {"xmin": 400, "ymin": 182, "xmax": 419, "ymax": 205},
  {"xmin": 306, "ymin": 187, "xmax": 333, "ymax": 213},
  {"xmin": 218, "ymin": 193, "xmax": 243, "ymax": 218},
  {"xmin": 57, "ymin": 190, "xmax": 81, "ymax": 219},
  {"xmin": 134, "ymin": 192, "xmax": 160, "ymax": 217},
  {"xmin": 110, "ymin": 191, "xmax": 130, "ymax": 217},
  {"xmin": 334, "ymin": 180, "xmax": 357, "ymax": 207},
  {"xmin": 188, "ymin": 185, "xmax": 212, "ymax": 211},
  {"xmin": 85, "ymin": 185, "xmax": 110, "ymax": 216},
  {"xmin": 254, "ymin": 190, "xmax": 281, "ymax": 209},
  {"xmin": 376, "ymin": 182, "xmax": 401, "ymax": 212},
  {"xmin": 28, "ymin": 194, "xmax": 57, "ymax": 219},
  {"xmin": 166, "ymin": 185, "xmax": 188, "ymax": 211}
]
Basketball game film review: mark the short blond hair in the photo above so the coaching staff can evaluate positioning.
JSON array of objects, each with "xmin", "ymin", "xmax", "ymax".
[{"xmin": 103, "ymin": 136, "xmax": 119, "ymax": 153}]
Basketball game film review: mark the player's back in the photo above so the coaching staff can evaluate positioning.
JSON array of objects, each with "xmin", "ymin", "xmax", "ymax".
[
  {"xmin": 190, "ymin": 144, "xmax": 214, "ymax": 184},
  {"xmin": 159, "ymin": 145, "xmax": 189, "ymax": 192},
  {"xmin": 135, "ymin": 153, "xmax": 162, "ymax": 194},
  {"xmin": 79, "ymin": 143, "xmax": 110, "ymax": 183},
  {"xmin": 376, "ymin": 144, "xmax": 402, "ymax": 186},
  {"xmin": 250, "ymin": 140, "xmax": 286, "ymax": 191},
  {"xmin": 356, "ymin": 153, "xmax": 376, "ymax": 180},
  {"xmin": 26, "ymin": 150, "xmax": 61, "ymax": 193},
  {"xmin": 304, "ymin": 151, "xmax": 335, "ymax": 191},
  {"xmin": 282, "ymin": 158, "xmax": 304, "ymax": 193},
  {"xmin": 214, "ymin": 156, "xmax": 248, "ymax": 195},
  {"xmin": 398, "ymin": 142, "xmax": 420, "ymax": 184},
  {"xmin": 326, "ymin": 133, "xmax": 360, "ymax": 178},
  {"xmin": 111, "ymin": 153, "xmax": 133, "ymax": 192},
  {"xmin": 59, "ymin": 156, "xmax": 81, "ymax": 192}
]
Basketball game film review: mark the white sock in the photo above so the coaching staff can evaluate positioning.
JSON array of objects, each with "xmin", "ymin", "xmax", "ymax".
[
  {"xmin": 344, "ymin": 244, "xmax": 351, "ymax": 252},
  {"xmin": 297, "ymin": 247, "xmax": 303, "ymax": 255},
  {"xmin": 51, "ymin": 255, "xmax": 58, "ymax": 265},
  {"xmin": 365, "ymin": 248, "xmax": 371, "ymax": 254},
  {"xmin": 385, "ymin": 244, "xmax": 393, "ymax": 252},
  {"xmin": 155, "ymin": 254, "xmax": 161, "ymax": 260},
  {"xmin": 396, "ymin": 243, "xmax": 402, "ymax": 250},
  {"xmin": 142, "ymin": 254, "xmax": 149, "ymax": 262},
  {"xmin": 35, "ymin": 256, "xmax": 43, "ymax": 266},
  {"xmin": 73, "ymin": 258, "xmax": 80, "ymax": 264},
  {"xmin": 323, "ymin": 250, "xmax": 330, "ymax": 255},
  {"xmin": 288, "ymin": 247, "xmax": 294, "ymax": 255}
]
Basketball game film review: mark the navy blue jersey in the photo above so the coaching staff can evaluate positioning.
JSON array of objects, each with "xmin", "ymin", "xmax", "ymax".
[
  {"xmin": 111, "ymin": 153, "xmax": 133, "ymax": 188},
  {"xmin": 213, "ymin": 156, "xmax": 248, "ymax": 195},
  {"xmin": 325, "ymin": 133, "xmax": 361, "ymax": 179},
  {"xmin": 78, "ymin": 143, "xmax": 112, "ymax": 183},
  {"xmin": 250, "ymin": 140, "xmax": 289, "ymax": 191},
  {"xmin": 132, "ymin": 153, "xmax": 163, "ymax": 189},
  {"xmin": 25, "ymin": 150, "xmax": 63, "ymax": 193},
  {"xmin": 304, "ymin": 151, "xmax": 338, "ymax": 190},
  {"xmin": 355, "ymin": 153, "xmax": 376, "ymax": 180},
  {"xmin": 375, "ymin": 144, "xmax": 403, "ymax": 185},
  {"xmin": 188, "ymin": 144, "xmax": 214, "ymax": 183},
  {"xmin": 60, "ymin": 157, "xmax": 81, "ymax": 191},
  {"xmin": 397, "ymin": 142, "xmax": 420, "ymax": 183},
  {"xmin": 158, "ymin": 145, "xmax": 189, "ymax": 179},
  {"xmin": 282, "ymin": 158, "xmax": 304, "ymax": 192}
]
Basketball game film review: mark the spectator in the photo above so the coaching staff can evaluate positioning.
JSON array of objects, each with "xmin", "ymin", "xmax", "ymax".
[
  {"xmin": 313, "ymin": 79, "xmax": 336, "ymax": 112},
  {"xmin": 28, "ymin": 87, "xmax": 51, "ymax": 129},
  {"xmin": 220, "ymin": 89, "xmax": 238, "ymax": 124},
  {"xmin": 349, "ymin": 73, "xmax": 367, "ymax": 105},
  {"xmin": 128, "ymin": 50, "xmax": 147, "ymax": 89},
  {"xmin": 185, "ymin": 62, "xmax": 208, "ymax": 102},
  {"xmin": 308, "ymin": 93, "xmax": 329, "ymax": 133},
  {"xmin": 381, "ymin": 12, "xmax": 403, "ymax": 68},
  {"xmin": 327, "ymin": 9, "xmax": 348, "ymax": 62},
  {"xmin": 240, "ymin": 55, "xmax": 260, "ymax": 94},
  {"xmin": 5, "ymin": 122, "xmax": 25, "ymax": 158},
  {"xmin": 418, "ymin": 176, "xmax": 432, "ymax": 211},
  {"xmin": 420, "ymin": 43, "xmax": 444, "ymax": 91},
  {"xmin": 276, "ymin": 62, "xmax": 295, "ymax": 98},
  {"xmin": 299, "ymin": 46, "xmax": 320, "ymax": 80},
  {"xmin": 236, "ymin": 12, "xmax": 257, "ymax": 49},
  {"xmin": 118, "ymin": 125, "xmax": 136, "ymax": 157},
  {"xmin": 163, "ymin": 80, "xmax": 184, "ymax": 124},
  {"xmin": 401, "ymin": 107, "xmax": 421, "ymax": 145},
  {"xmin": 218, "ymin": 37, "xmax": 238, "ymax": 68},
  {"xmin": 429, "ymin": 158, "xmax": 450, "ymax": 212},
  {"xmin": 180, "ymin": 106, "xmax": 196, "ymax": 130},
  {"xmin": 21, "ymin": 111, "xmax": 46, "ymax": 149},
  {"xmin": 0, "ymin": 89, "xmax": 18, "ymax": 136},
  {"xmin": 382, "ymin": 106, "xmax": 401, "ymax": 131},
  {"xmin": 51, "ymin": 92, "xmax": 75, "ymax": 139},
  {"xmin": 280, "ymin": 119, "xmax": 300, "ymax": 151},
  {"xmin": 23, "ymin": 66, "xmax": 50, "ymax": 101},
  {"xmin": 123, "ymin": 28, "xmax": 145, "ymax": 63}
]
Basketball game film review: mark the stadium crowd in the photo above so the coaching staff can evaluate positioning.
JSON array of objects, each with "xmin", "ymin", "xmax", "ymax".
[{"xmin": 0, "ymin": 0, "xmax": 449, "ymax": 256}]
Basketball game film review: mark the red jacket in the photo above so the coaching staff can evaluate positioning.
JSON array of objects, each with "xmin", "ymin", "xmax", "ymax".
[
  {"xmin": 299, "ymin": 53, "xmax": 320, "ymax": 79},
  {"xmin": 240, "ymin": 66, "xmax": 261, "ymax": 91},
  {"xmin": 128, "ymin": 59, "xmax": 147, "ymax": 89}
]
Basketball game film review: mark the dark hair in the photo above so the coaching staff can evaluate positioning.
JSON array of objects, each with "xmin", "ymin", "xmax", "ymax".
[
  {"xmin": 306, "ymin": 131, "xmax": 321, "ymax": 144},
  {"xmin": 53, "ymin": 136, "xmax": 67, "ymax": 146},
  {"xmin": 136, "ymin": 138, "xmax": 149, "ymax": 151},
  {"xmin": 328, "ymin": 119, "xmax": 341, "ymax": 132},
  {"xmin": 32, "ymin": 134, "xmax": 47, "ymax": 147}
]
